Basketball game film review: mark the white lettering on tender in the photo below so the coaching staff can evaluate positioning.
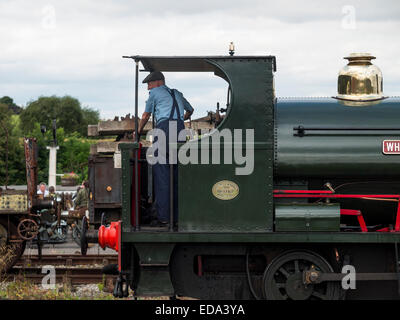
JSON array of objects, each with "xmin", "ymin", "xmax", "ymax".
[{"xmin": 383, "ymin": 141, "xmax": 400, "ymax": 154}]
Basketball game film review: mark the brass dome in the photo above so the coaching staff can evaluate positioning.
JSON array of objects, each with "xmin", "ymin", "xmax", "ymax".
[{"xmin": 337, "ymin": 53, "xmax": 384, "ymax": 101}]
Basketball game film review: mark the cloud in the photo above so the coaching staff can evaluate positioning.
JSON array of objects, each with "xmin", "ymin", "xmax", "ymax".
[{"xmin": 0, "ymin": 0, "xmax": 399, "ymax": 119}]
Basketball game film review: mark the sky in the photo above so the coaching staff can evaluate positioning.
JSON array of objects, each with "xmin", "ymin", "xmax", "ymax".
[{"xmin": 1, "ymin": 0, "xmax": 400, "ymax": 120}]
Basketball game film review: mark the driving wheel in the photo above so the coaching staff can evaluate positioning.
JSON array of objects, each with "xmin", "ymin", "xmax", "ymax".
[{"xmin": 263, "ymin": 250, "xmax": 341, "ymax": 300}]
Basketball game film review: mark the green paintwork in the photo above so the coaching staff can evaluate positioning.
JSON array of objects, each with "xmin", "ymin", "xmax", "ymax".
[
  {"xmin": 178, "ymin": 58, "xmax": 275, "ymax": 232},
  {"xmin": 135, "ymin": 269, "xmax": 174, "ymax": 296},
  {"xmin": 135, "ymin": 243, "xmax": 175, "ymax": 265},
  {"xmin": 119, "ymin": 142, "xmax": 140, "ymax": 232},
  {"xmin": 275, "ymin": 203, "xmax": 340, "ymax": 232},
  {"xmin": 134, "ymin": 244, "xmax": 175, "ymax": 296},
  {"xmin": 122, "ymin": 231, "xmax": 400, "ymax": 244},
  {"xmin": 276, "ymin": 97, "xmax": 400, "ymax": 178}
]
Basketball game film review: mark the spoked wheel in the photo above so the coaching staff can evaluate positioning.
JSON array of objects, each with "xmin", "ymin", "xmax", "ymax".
[
  {"xmin": 0, "ymin": 220, "xmax": 26, "ymax": 273},
  {"xmin": 17, "ymin": 219, "xmax": 39, "ymax": 241},
  {"xmin": 263, "ymin": 250, "xmax": 341, "ymax": 300}
]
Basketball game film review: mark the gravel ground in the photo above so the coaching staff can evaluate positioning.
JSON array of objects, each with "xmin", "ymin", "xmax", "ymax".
[{"xmin": 70, "ymin": 284, "xmax": 105, "ymax": 297}]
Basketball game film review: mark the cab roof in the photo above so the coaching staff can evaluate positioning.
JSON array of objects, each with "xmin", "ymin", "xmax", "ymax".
[{"xmin": 123, "ymin": 55, "xmax": 276, "ymax": 72}]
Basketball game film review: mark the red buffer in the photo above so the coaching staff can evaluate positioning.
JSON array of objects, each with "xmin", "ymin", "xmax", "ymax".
[{"xmin": 98, "ymin": 221, "xmax": 121, "ymax": 251}]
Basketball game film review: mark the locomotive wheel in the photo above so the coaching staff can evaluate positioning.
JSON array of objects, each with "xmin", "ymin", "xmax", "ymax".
[
  {"xmin": 17, "ymin": 219, "xmax": 39, "ymax": 241},
  {"xmin": 263, "ymin": 250, "xmax": 340, "ymax": 300},
  {"xmin": 0, "ymin": 220, "xmax": 26, "ymax": 273}
]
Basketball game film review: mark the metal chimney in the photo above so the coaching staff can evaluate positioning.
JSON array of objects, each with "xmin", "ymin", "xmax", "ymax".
[{"xmin": 337, "ymin": 53, "xmax": 384, "ymax": 102}]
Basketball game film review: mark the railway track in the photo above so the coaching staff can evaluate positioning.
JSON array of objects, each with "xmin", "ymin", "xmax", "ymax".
[
  {"xmin": 4, "ymin": 254, "xmax": 195, "ymax": 299},
  {"xmin": 5, "ymin": 254, "xmax": 118, "ymax": 285},
  {"xmin": 16, "ymin": 254, "xmax": 117, "ymax": 267}
]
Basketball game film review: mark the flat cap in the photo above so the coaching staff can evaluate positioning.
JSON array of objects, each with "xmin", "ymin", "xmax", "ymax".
[{"xmin": 142, "ymin": 71, "xmax": 165, "ymax": 83}]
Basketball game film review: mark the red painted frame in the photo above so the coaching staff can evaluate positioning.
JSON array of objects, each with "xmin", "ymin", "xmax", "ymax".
[
  {"xmin": 273, "ymin": 190, "xmax": 400, "ymax": 232},
  {"xmin": 340, "ymin": 209, "xmax": 368, "ymax": 233}
]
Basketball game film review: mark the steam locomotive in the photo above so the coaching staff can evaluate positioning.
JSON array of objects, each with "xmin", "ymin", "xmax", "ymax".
[{"xmin": 96, "ymin": 53, "xmax": 400, "ymax": 300}]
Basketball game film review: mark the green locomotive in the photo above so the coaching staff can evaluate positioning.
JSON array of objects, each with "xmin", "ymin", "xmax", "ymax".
[{"xmin": 99, "ymin": 53, "xmax": 400, "ymax": 300}]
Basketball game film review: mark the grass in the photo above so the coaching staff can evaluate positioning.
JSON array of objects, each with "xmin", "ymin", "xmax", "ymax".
[
  {"xmin": 0, "ymin": 244, "xmax": 17, "ymax": 274},
  {"xmin": 0, "ymin": 277, "xmax": 191, "ymax": 300},
  {"xmin": 0, "ymin": 278, "xmax": 118, "ymax": 300}
]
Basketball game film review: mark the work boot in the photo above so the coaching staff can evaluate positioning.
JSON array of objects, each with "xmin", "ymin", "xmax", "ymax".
[{"xmin": 150, "ymin": 219, "xmax": 169, "ymax": 228}]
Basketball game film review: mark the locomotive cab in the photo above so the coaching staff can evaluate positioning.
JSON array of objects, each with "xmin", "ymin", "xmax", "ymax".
[{"xmin": 99, "ymin": 55, "xmax": 277, "ymax": 234}]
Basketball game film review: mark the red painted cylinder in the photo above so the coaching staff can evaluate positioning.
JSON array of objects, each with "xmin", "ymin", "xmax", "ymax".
[{"xmin": 98, "ymin": 221, "xmax": 120, "ymax": 251}]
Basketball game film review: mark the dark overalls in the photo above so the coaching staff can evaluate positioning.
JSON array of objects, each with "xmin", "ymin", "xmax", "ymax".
[{"xmin": 153, "ymin": 89, "xmax": 185, "ymax": 224}]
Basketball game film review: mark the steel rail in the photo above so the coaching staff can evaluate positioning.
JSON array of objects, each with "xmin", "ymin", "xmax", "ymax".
[{"xmin": 16, "ymin": 254, "xmax": 117, "ymax": 266}]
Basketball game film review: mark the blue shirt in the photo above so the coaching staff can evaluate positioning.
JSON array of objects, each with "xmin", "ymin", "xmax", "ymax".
[{"xmin": 145, "ymin": 85, "xmax": 194, "ymax": 124}]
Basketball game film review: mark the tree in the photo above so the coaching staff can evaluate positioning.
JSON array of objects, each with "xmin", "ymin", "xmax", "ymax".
[
  {"xmin": 81, "ymin": 106, "xmax": 100, "ymax": 136},
  {"xmin": 19, "ymin": 95, "xmax": 99, "ymax": 136},
  {"xmin": 20, "ymin": 96, "xmax": 61, "ymax": 134},
  {"xmin": 57, "ymin": 96, "xmax": 85, "ymax": 134},
  {"xmin": 27, "ymin": 124, "xmax": 94, "ymax": 185},
  {"xmin": 57, "ymin": 132, "xmax": 92, "ymax": 182},
  {"xmin": 0, "ymin": 96, "xmax": 13, "ymax": 106},
  {"xmin": 0, "ymin": 95, "xmax": 100, "ymax": 186},
  {"xmin": 0, "ymin": 96, "xmax": 22, "ymax": 114},
  {"xmin": 0, "ymin": 104, "xmax": 26, "ymax": 186}
]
